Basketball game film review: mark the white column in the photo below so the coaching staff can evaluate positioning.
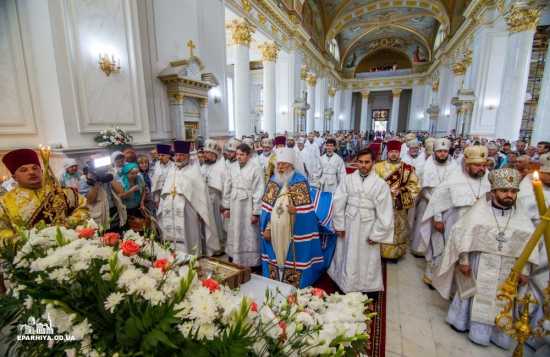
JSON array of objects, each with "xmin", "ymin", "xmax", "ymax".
[
  {"xmin": 532, "ymin": 40, "xmax": 550, "ymax": 144},
  {"xmin": 390, "ymin": 88, "xmax": 402, "ymax": 133},
  {"xmin": 327, "ymin": 87, "xmax": 335, "ymax": 132},
  {"xmin": 230, "ymin": 20, "xmax": 254, "ymax": 138},
  {"xmin": 315, "ymin": 78, "xmax": 326, "ymax": 132},
  {"xmin": 360, "ymin": 91, "xmax": 369, "ymax": 133},
  {"xmin": 495, "ymin": 6, "xmax": 540, "ymax": 141},
  {"xmin": 306, "ymin": 73, "xmax": 317, "ymax": 132},
  {"xmin": 332, "ymin": 89, "xmax": 342, "ymax": 133},
  {"xmin": 260, "ymin": 42, "xmax": 278, "ymax": 136}
]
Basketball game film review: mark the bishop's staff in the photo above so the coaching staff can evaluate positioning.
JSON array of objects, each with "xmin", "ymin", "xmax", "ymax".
[{"xmin": 496, "ymin": 171, "xmax": 550, "ymax": 357}]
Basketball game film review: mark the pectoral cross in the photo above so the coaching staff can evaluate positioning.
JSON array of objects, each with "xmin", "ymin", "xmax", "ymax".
[
  {"xmin": 187, "ymin": 40, "xmax": 196, "ymax": 57},
  {"xmin": 171, "ymin": 185, "xmax": 177, "ymax": 199},
  {"xmin": 496, "ymin": 232, "xmax": 506, "ymax": 251}
]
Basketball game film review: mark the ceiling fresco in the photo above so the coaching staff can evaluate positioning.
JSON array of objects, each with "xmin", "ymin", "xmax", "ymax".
[{"xmin": 294, "ymin": 1, "xmax": 458, "ymax": 74}]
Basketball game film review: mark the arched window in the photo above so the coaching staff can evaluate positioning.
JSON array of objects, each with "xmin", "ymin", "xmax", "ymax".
[
  {"xmin": 434, "ymin": 24, "xmax": 446, "ymax": 51},
  {"xmin": 329, "ymin": 38, "xmax": 340, "ymax": 62}
]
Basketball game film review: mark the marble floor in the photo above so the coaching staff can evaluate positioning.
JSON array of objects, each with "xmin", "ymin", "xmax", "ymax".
[{"xmin": 385, "ymin": 253, "xmax": 510, "ymax": 357}]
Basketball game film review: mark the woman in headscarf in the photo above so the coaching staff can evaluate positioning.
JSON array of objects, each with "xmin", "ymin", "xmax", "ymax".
[{"xmin": 116, "ymin": 162, "xmax": 146, "ymax": 222}]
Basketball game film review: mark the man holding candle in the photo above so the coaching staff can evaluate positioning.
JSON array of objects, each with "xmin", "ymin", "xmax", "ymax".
[
  {"xmin": 0, "ymin": 149, "xmax": 88, "ymax": 244},
  {"xmin": 434, "ymin": 168, "xmax": 541, "ymax": 349}
]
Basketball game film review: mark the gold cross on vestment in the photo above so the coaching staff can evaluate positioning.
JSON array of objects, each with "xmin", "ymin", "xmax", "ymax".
[
  {"xmin": 171, "ymin": 185, "xmax": 177, "ymax": 198},
  {"xmin": 187, "ymin": 40, "xmax": 196, "ymax": 57}
]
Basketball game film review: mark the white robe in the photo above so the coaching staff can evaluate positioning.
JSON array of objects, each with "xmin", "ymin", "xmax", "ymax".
[
  {"xmin": 401, "ymin": 151, "xmax": 427, "ymax": 182},
  {"xmin": 258, "ymin": 152, "xmax": 272, "ymax": 172},
  {"xmin": 421, "ymin": 168, "xmax": 491, "ymax": 283},
  {"xmin": 319, "ymin": 153, "xmax": 346, "ymax": 193},
  {"xmin": 328, "ymin": 171, "xmax": 394, "ymax": 293},
  {"xmin": 435, "ymin": 198, "xmax": 540, "ymax": 348},
  {"xmin": 158, "ymin": 163, "xmax": 220, "ymax": 256},
  {"xmin": 222, "ymin": 160, "xmax": 265, "ymax": 266},
  {"xmin": 151, "ymin": 161, "xmax": 173, "ymax": 205},
  {"xmin": 200, "ymin": 159, "xmax": 227, "ymax": 250},
  {"xmin": 410, "ymin": 157, "xmax": 458, "ymax": 255},
  {"xmin": 296, "ymin": 147, "xmax": 322, "ymax": 188}
]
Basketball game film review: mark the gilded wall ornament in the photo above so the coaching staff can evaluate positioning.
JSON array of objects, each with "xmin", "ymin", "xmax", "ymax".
[
  {"xmin": 227, "ymin": 20, "xmax": 255, "ymax": 47},
  {"xmin": 259, "ymin": 42, "xmax": 279, "ymax": 62},
  {"xmin": 505, "ymin": 5, "xmax": 541, "ymax": 33},
  {"xmin": 328, "ymin": 86, "xmax": 337, "ymax": 97},
  {"xmin": 392, "ymin": 88, "xmax": 402, "ymax": 97}
]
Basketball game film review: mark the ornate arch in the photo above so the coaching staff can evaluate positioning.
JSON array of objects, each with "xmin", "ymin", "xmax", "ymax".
[{"xmin": 339, "ymin": 24, "xmax": 433, "ymax": 68}]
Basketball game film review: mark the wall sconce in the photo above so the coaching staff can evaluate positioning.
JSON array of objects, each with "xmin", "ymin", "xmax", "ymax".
[
  {"xmin": 280, "ymin": 106, "xmax": 288, "ymax": 115},
  {"xmin": 484, "ymin": 98, "xmax": 499, "ymax": 110},
  {"xmin": 444, "ymin": 109, "xmax": 451, "ymax": 117},
  {"xmin": 209, "ymin": 87, "xmax": 222, "ymax": 103},
  {"xmin": 339, "ymin": 114, "xmax": 345, "ymax": 120},
  {"xmin": 417, "ymin": 112, "xmax": 425, "ymax": 120},
  {"xmin": 98, "ymin": 54, "xmax": 120, "ymax": 76},
  {"xmin": 315, "ymin": 112, "xmax": 320, "ymax": 119}
]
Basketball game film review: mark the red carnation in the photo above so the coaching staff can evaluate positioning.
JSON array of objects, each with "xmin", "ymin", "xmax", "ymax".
[
  {"xmin": 201, "ymin": 278, "xmax": 220, "ymax": 293},
  {"xmin": 77, "ymin": 227, "xmax": 96, "ymax": 239},
  {"xmin": 101, "ymin": 232, "xmax": 121, "ymax": 246},
  {"xmin": 287, "ymin": 294, "xmax": 297, "ymax": 305},
  {"xmin": 311, "ymin": 287, "xmax": 325, "ymax": 298},
  {"xmin": 250, "ymin": 301, "xmax": 258, "ymax": 313},
  {"xmin": 153, "ymin": 258, "xmax": 170, "ymax": 272},
  {"xmin": 120, "ymin": 240, "xmax": 140, "ymax": 256}
]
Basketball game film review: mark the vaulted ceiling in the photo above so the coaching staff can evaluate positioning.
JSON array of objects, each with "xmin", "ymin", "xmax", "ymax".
[{"xmin": 298, "ymin": 0, "xmax": 471, "ymax": 75}]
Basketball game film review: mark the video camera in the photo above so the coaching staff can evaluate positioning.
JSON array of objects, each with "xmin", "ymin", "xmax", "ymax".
[{"xmin": 85, "ymin": 156, "xmax": 114, "ymax": 186}]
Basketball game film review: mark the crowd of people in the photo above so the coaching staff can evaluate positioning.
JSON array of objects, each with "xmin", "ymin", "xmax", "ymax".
[{"xmin": 1, "ymin": 130, "xmax": 549, "ymax": 352}]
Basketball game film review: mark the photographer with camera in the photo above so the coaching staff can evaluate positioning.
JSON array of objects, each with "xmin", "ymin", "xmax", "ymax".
[{"xmin": 80, "ymin": 157, "xmax": 127, "ymax": 232}]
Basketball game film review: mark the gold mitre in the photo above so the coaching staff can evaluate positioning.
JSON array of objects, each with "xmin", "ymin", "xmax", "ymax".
[
  {"xmin": 488, "ymin": 168, "xmax": 521, "ymax": 191},
  {"xmin": 464, "ymin": 145, "xmax": 488, "ymax": 164},
  {"xmin": 405, "ymin": 133, "xmax": 416, "ymax": 142}
]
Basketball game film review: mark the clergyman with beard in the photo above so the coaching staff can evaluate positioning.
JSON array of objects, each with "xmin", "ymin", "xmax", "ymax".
[
  {"xmin": 409, "ymin": 138, "xmax": 458, "ymax": 285},
  {"xmin": 422, "ymin": 145, "xmax": 491, "ymax": 287},
  {"xmin": 158, "ymin": 141, "xmax": 220, "ymax": 256},
  {"xmin": 433, "ymin": 168, "xmax": 540, "ymax": 348},
  {"xmin": 259, "ymin": 148, "xmax": 329, "ymax": 288}
]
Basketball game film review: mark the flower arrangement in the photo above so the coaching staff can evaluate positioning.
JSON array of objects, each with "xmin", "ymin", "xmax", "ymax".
[
  {"xmin": 94, "ymin": 127, "xmax": 133, "ymax": 148},
  {"xmin": 0, "ymin": 223, "xmax": 372, "ymax": 356}
]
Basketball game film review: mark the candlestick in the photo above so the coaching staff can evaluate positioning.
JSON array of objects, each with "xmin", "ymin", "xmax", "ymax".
[{"xmin": 510, "ymin": 209, "xmax": 549, "ymax": 276}]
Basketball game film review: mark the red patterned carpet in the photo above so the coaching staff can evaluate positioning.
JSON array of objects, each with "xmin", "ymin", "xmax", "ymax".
[{"xmin": 313, "ymin": 263, "xmax": 387, "ymax": 357}]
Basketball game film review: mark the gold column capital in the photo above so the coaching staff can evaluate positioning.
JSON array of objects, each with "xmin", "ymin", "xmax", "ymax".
[
  {"xmin": 241, "ymin": 0, "xmax": 252, "ymax": 13},
  {"xmin": 227, "ymin": 19, "xmax": 255, "ymax": 47},
  {"xmin": 451, "ymin": 62, "xmax": 467, "ymax": 76},
  {"xmin": 306, "ymin": 73, "xmax": 317, "ymax": 87},
  {"xmin": 432, "ymin": 79, "xmax": 440, "ymax": 92},
  {"xmin": 361, "ymin": 90, "xmax": 370, "ymax": 99},
  {"xmin": 259, "ymin": 42, "xmax": 279, "ymax": 62},
  {"xmin": 392, "ymin": 88, "xmax": 402, "ymax": 97},
  {"xmin": 300, "ymin": 64, "xmax": 308, "ymax": 80},
  {"xmin": 505, "ymin": 4, "xmax": 541, "ymax": 33}
]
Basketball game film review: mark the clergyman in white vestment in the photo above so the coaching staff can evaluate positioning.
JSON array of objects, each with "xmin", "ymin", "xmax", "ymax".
[
  {"xmin": 421, "ymin": 145, "xmax": 491, "ymax": 286},
  {"xmin": 319, "ymin": 138, "xmax": 346, "ymax": 193},
  {"xmin": 200, "ymin": 139, "xmax": 227, "ymax": 252},
  {"xmin": 434, "ymin": 168, "xmax": 541, "ymax": 349},
  {"xmin": 158, "ymin": 141, "xmax": 220, "ymax": 256},
  {"xmin": 222, "ymin": 143, "xmax": 265, "ymax": 267},
  {"xmin": 328, "ymin": 148, "xmax": 394, "ymax": 293}
]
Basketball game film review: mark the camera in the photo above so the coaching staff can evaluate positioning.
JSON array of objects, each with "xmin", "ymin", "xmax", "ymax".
[{"xmin": 85, "ymin": 156, "xmax": 114, "ymax": 186}]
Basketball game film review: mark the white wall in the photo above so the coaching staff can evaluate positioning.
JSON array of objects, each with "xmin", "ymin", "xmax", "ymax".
[{"xmin": 408, "ymin": 84, "xmax": 430, "ymax": 131}]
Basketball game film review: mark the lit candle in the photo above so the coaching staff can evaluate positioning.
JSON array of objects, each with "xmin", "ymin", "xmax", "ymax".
[{"xmin": 532, "ymin": 171, "xmax": 547, "ymax": 215}]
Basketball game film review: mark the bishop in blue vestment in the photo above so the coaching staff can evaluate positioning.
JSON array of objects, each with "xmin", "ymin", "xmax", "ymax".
[{"xmin": 260, "ymin": 148, "xmax": 335, "ymax": 288}]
